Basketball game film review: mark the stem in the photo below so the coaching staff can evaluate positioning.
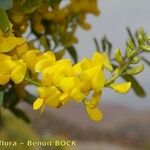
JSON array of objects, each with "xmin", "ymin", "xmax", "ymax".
[
  {"xmin": 105, "ymin": 47, "xmax": 141, "ymax": 86},
  {"xmin": 24, "ymin": 77, "xmax": 41, "ymax": 86}
]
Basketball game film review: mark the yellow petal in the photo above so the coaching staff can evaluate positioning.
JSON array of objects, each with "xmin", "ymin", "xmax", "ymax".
[
  {"xmin": 0, "ymin": 74, "xmax": 10, "ymax": 85},
  {"xmin": 73, "ymin": 62, "xmax": 82, "ymax": 76},
  {"xmin": 23, "ymin": 50, "xmax": 38, "ymax": 71},
  {"xmin": 0, "ymin": 36, "xmax": 25, "ymax": 52},
  {"xmin": 0, "ymin": 53, "xmax": 11, "ymax": 61},
  {"xmin": 86, "ymin": 92, "xmax": 101, "ymax": 109},
  {"xmin": 52, "ymin": 66, "xmax": 66, "ymax": 86},
  {"xmin": 92, "ymin": 70, "xmax": 105, "ymax": 91},
  {"xmin": 81, "ymin": 58, "xmax": 92, "ymax": 70},
  {"xmin": 11, "ymin": 63, "xmax": 26, "ymax": 84},
  {"xmin": 59, "ymin": 77, "xmax": 80, "ymax": 92},
  {"xmin": 81, "ymin": 81, "xmax": 91, "ymax": 93},
  {"xmin": 35, "ymin": 59, "xmax": 53, "ymax": 72},
  {"xmin": 33, "ymin": 98, "xmax": 44, "ymax": 110},
  {"xmin": 46, "ymin": 90, "xmax": 61, "ymax": 108},
  {"xmin": 70, "ymin": 87, "xmax": 85, "ymax": 102},
  {"xmin": 0, "ymin": 60, "xmax": 15, "ymax": 74},
  {"xmin": 42, "ymin": 73, "xmax": 52, "ymax": 86},
  {"xmin": 55, "ymin": 59, "xmax": 73, "ymax": 76},
  {"xmin": 16, "ymin": 43, "xmax": 28, "ymax": 56},
  {"xmin": 80, "ymin": 66, "xmax": 99, "ymax": 81},
  {"xmin": 110, "ymin": 82, "xmax": 131, "ymax": 93},
  {"xmin": 85, "ymin": 106, "xmax": 103, "ymax": 122},
  {"xmin": 37, "ymin": 86, "xmax": 57, "ymax": 98},
  {"xmin": 92, "ymin": 52, "xmax": 104, "ymax": 68},
  {"xmin": 44, "ymin": 51, "xmax": 56, "ymax": 62},
  {"xmin": 60, "ymin": 92, "xmax": 69, "ymax": 101}
]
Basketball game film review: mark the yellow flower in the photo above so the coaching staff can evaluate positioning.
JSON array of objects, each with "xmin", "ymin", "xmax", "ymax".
[
  {"xmin": 110, "ymin": 82, "xmax": 131, "ymax": 93},
  {"xmin": 34, "ymin": 51, "xmax": 56, "ymax": 72},
  {"xmin": 10, "ymin": 60, "xmax": 27, "ymax": 84},
  {"xmin": 0, "ymin": 36, "xmax": 25, "ymax": 52},
  {"xmin": 0, "ymin": 53, "xmax": 26, "ymax": 85},
  {"xmin": 84, "ymin": 91, "xmax": 103, "ymax": 121},
  {"xmin": 33, "ymin": 52, "xmax": 106, "ymax": 122},
  {"xmin": 85, "ymin": 106, "xmax": 103, "ymax": 122},
  {"xmin": 73, "ymin": 52, "xmax": 106, "ymax": 93},
  {"xmin": 33, "ymin": 86, "xmax": 61, "ymax": 109}
]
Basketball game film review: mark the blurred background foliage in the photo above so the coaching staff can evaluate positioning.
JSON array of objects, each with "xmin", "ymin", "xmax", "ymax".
[{"xmin": 0, "ymin": 108, "xmax": 72, "ymax": 150}]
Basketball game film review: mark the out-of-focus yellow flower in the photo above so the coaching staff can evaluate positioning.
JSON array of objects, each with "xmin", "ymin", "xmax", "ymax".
[
  {"xmin": 69, "ymin": 0, "xmax": 100, "ymax": 16},
  {"xmin": 44, "ymin": 9, "xmax": 67, "ymax": 24},
  {"xmin": 110, "ymin": 82, "xmax": 131, "ymax": 93}
]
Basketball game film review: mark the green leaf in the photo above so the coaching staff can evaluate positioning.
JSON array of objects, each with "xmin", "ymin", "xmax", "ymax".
[
  {"xmin": 101, "ymin": 36, "xmax": 112, "ymax": 56},
  {"xmin": 122, "ymin": 75, "xmax": 146, "ymax": 97},
  {"xmin": 24, "ymin": 92, "xmax": 36, "ymax": 105},
  {"xmin": 93, "ymin": 37, "xmax": 100, "ymax": 52},
  {"xmin": 40, "ymin": 35, "xmax": 50, "ymax": 50},
  {"xmin": 126, "ymin": 27, "xmax": 136, "ymax": 47},
  {"xmin": 0, "ymin": 7, "xmax": 10, "ymax": 34},
  {"xmin": 126, "ymin": 47, "xmax": 134, "ymax": 58},
  {"xmin": 126, "ymin": 39, "xmax": 135, "ymax": 50},
  {"xmin": 114, "ymin": 48, "xmax": 123, "ymax": 64},
  {"xmin": 141, "ymin": 45, "xmax": 150, "ymax": 52},
  {"xmin": 0, "ymin": 0, "xmax": 13, "ymax": 10},
  {"xmin": 4, "ymin": 88, "xmax": 19, "ymax": 107},
  {"xmin": 125, "ymin": 64, "xmax": 144, "ymax": 75},
  {"xmin": 66, "ymin": 46, "xmax": 78, "ymax": 63},
  {"xmin": 0, "ymin": 91, "xmax": 4, "ymax": 107},
  {"xmin": 10, "ymin": 108, "xmax": 30, "ymax": 123},
  {"xmin": 55, "ymin": 49, "xmax": 65, "ymax": 60},
  {"xmin": 131, "ymin": 56, "xmax": 142, "ymax": 64}
]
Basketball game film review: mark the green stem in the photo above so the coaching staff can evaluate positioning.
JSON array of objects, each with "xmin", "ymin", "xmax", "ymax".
[
  {"xmin": 105, "ymin": 48, "xmax": 141, "ymax": 86},
  {"xmin": 24, "ymin": 77, "xmax": 41, "ymax": 87}
]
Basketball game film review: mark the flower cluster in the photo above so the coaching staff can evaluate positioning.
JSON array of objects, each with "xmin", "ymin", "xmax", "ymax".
[
  {"xmin": 0, "ymin": 31, "xmax": 131, "ymax": 121},
  {"xmin": 9, "ymin": 0, "xmax": 100, "ymax": 47},
  {"xmin": 32, "ymin": 52, "xmax": 107, "ymax": 121},
  {"xmin": 0, "ymin": 34, "xmax": 27, "ymax": 85}
]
